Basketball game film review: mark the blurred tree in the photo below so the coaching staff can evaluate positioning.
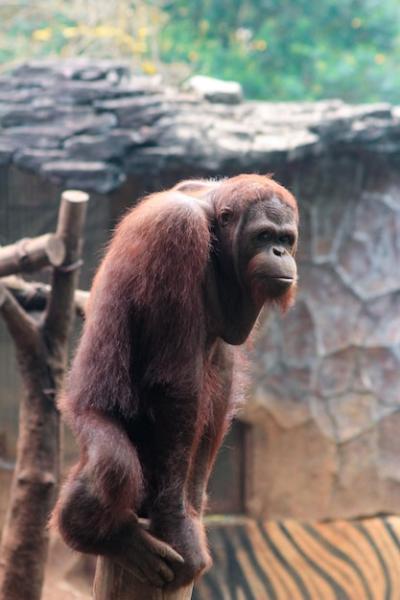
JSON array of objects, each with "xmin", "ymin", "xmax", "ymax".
[
  {"xmin": 0, "ymin": 0, "xmax": 400, "ymax": 103},
  {"xmin": 160, "ymin": 0, "xmax": 400, "ymax": 102},
  {"xmin": 0, "ymin": 1, "xmax": 165, "ymax": 77}
]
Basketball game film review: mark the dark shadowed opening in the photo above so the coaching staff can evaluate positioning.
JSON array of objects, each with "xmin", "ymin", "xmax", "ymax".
[{"xmin": 207, "ymin": 420, "xmax": 251, "ymax": 514}]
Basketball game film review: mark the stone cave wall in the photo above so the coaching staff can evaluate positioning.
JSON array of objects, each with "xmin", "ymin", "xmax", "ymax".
[{"xmin": 246, "ymin": 152, "xmax": 400, "ymax": 519}]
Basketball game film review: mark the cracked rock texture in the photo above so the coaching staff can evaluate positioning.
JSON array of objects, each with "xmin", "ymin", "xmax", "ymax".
[
  {"xmin": 1, "ymin": 60, "xmax": 400, "ymax": 520},
  {"xmin": 1, "ymin": 59, "xmax": 399, "ymax": 195},
  {"xmin": 245, "ymin": 158, "xmax": 400, "ymax": 520}
]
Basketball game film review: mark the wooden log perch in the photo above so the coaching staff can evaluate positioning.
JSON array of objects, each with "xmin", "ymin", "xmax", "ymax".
[
  {"xmin": 0, "ymin": 284, "xmax": 41, "ymax": 356},
  {"xmin": 44, "ymin": 190, "xmax": 89, "ymax": 341},
  {"xmin": 93, "ymin": 518, "xmax": 194, "ymax": 599},
  {"xmin": 0, "ymin": 233, "xmax": 65, "ymax": 277},
  {"xmin": 0, "ymin": 190, "xmax": 89, "ymax": 600},
  {"xmin": 93, "ymin": 558, "xmax": 194, "ymax": 600},
  {"xmin": 0, "ymin": 274, "xmax": 89, "ymax": 318}
]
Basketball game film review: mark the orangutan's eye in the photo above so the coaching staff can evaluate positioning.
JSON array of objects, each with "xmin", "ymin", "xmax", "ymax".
[
  {"xmin": 219, "ymin": 209, "xmax": 233, "ymax": 226},
  {"xmin": 278, "ymin": 234, "xmax": 295, "ymax": 246},
  {"xmin": 257, "ymin": 230, "xmax": 273, "ymax": 243}
]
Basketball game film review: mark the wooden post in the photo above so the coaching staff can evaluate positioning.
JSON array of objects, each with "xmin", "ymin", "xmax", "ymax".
[
  {"xmin": 93, "ymin": 558, "xmax": 194, "ymax": 600},
  {"xmin": 0, "ymin": 190, "xmax": 89, "ymax": 600},
  {"xmin": 0, "ymin": 233, "xmax": 65, "ymax": 276},
  {"xmin": 1, "ymin": 274, "xmax": 89, "ymax": 317}
]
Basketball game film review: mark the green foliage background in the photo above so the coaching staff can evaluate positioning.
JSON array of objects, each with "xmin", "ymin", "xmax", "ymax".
[{"xmin": 1, "ymin": 0, "xmax": 399, "ymax": 103}]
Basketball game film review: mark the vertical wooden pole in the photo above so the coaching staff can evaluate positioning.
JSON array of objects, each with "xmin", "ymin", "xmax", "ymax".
[
  {"xmin": 93, "ymin": 558, "xmax": 193, "ymax": 600},
  {"xmin": 0, "ymin": 190, "xmax": 89, "ymax": 600}
]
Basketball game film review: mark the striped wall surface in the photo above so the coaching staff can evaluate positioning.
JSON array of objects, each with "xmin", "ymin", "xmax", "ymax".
[{"xmin": 194, "ymin": 516, "xmax": 400, "ymax": 600}]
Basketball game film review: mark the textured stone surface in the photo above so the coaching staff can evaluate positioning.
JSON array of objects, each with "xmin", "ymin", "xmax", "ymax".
[
  {"xmin": 2, "ymin": 60, "xmax": 400, "ymax": 193},
  {"xmin": 14, "ymin": 148, "xmax": 67, "ymax": 171},
  {"xmin": 185, "ymin": 74, "xmax": 243, "ymax": 104},
  {"xmin": 40, "ymin": 160, "xmax": 125, "ymax": 194},
  {"xmin": 245, "ymin": 159, "xmax": 400, "ymax": 519},
  {"xmin": 64, "ymin": 130, "xmax": 150, "ymax": 161},
  {"xmin": 0, "ymin": 143, "xmax": 13, "ymax": 165}
]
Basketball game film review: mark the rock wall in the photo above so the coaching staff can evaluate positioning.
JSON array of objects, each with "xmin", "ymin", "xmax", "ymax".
[
  {"xmin": 1, "ymin": 59, "xmax": 397, "ymax": 195},
  {"xmin": 1, "ymin": 60, "xmax": 400, "ymax": 520},
  {"xmin": 245, "ymin": 153, "xmax": 400, "ymax": 519}
]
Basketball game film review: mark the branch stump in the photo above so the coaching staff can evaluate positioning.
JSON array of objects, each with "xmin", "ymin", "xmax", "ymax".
[
  {"xmin": 93, "ymin": 558, "xmax": 193, "ymax": 600},
  {"xmin": 0, "ymin": 233, "xmax": 66, "ymax": 277}
]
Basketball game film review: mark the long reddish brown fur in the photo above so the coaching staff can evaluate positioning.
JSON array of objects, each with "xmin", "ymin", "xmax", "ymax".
[
  {"xmin": 54, "ymin": 190, "xmax": 213, "ymax": 552},
  {"xmin": 53, "ymin": 175, "xmax": 298, "ymax": 585}
]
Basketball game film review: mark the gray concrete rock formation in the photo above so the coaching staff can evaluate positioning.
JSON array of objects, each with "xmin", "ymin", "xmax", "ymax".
[{"xmin": 0, "ymin": 60, "xmax": 398, "ymax": 194}]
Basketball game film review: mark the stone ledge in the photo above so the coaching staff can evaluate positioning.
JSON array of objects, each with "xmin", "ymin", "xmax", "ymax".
[{"xmin": 1, "ymin": 59, "xmax": 400, "ymax": 192}]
